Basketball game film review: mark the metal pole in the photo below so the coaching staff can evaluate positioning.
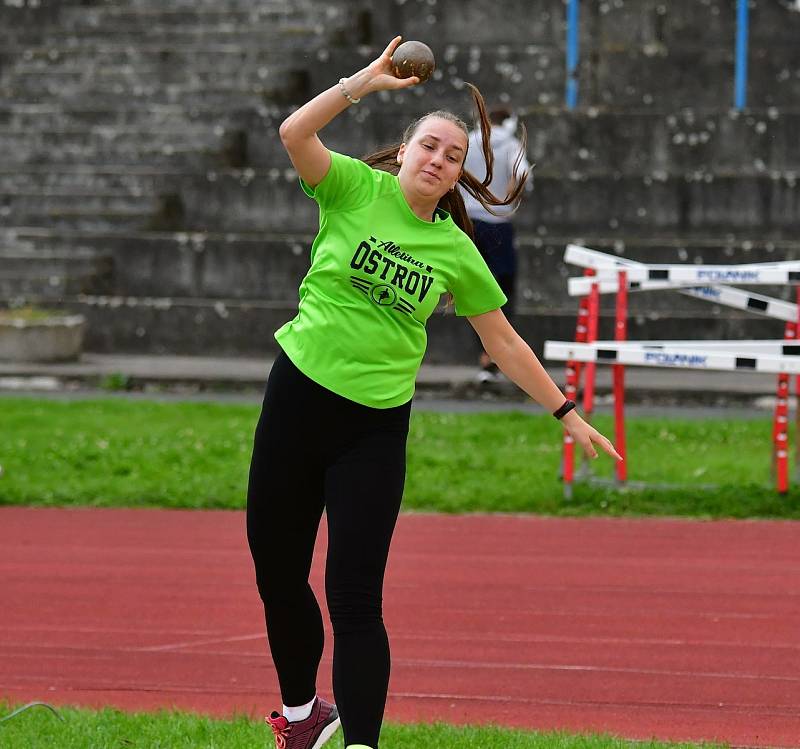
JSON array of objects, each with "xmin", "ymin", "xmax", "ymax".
[
  {"xmin": 566, "ymin": 0, "xmax": 579, "ymax": 109},
  {"xmin": 734, "ymin": 0, "xmax": 749, "ymax": 110}
]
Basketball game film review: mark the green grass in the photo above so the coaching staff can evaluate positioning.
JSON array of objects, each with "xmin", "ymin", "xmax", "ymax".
[
  {"xmin": 0, "ymin": 704, "xmax": 726, "ymax": 748},
  {"xmin": 0, "ymin": 397, "xmax": 799, "ymax": 518}
]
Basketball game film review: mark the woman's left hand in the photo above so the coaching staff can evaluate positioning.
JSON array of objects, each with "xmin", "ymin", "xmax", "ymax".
[{"xmin": 561, "ymin": 411, "xmax": 622, "ymax": 461}]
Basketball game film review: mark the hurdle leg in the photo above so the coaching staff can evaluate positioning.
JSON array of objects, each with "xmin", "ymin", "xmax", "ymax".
[
  {"xmin": 577, "ymin": 278, "xmax": 600, "ymax": 479},
  {"xmin": 562, "ymin": 432, "xmax": 575, "ymax": 500},
  {"xmin": 774, "ymin": 319, "xmax": 790, "ymax": 492},
  {"xmin": 771, "ymin": 322, "xmax": 794, "ymax": 482},
  {"xmin": 776, "ymin": 386, "xmax": 789, "ymax": 494},
  {"xmin": 614, "ymin": 270, "xmax": 628, "ymax": 484},
  {"xmin": 562, "ymin": 360, "xmax": 578, "ymax": 496},
  {"xmin": 560, "ymin": 293, "xmax": 590, "ymax": 490},
  {"xmin": 796, "ymin": 285, "xmax": 800, "ymax": 482},
  {"xmin": 795, "ymin": 371, "xmax": 800, "ymax": 482}
]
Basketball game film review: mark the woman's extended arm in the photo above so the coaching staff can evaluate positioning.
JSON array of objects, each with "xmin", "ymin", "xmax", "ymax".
[
  {"xmin": 278, "ymin": 36, "xmax": 418, "ymax": 188},
  {"xmin": 468, "ymin": 308, "xmax": 622, "ymax": 460}
]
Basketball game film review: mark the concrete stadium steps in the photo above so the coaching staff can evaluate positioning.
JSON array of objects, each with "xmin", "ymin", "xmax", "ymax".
[
  {"xmin": 1, "ymin": 0, "xmax": 334, "ymax": 45},
  {"xmin": 3, "ymin": 105, "xmax": 796, "ymax": 174},
  {"xmin": 372, "ymin": 0, "xmax": 565, "ymax": 47},
  {"xmin": 8, "ymin": 227, "xmax": 799, "ymax": 310},
  {"xmin": 523, "ymin": 173, "xmax": 800, "ymax": 234},
  {"xmin": 3, "ymin": 0, "xmax": 799, "ymax": 361},
  {"xmin": 588, "ymin": 44, "xmax": 800, "ymax": 109},
  {"xmin": 0, "ymin": 103, "xmax": 232, "ymax": 129},
  {"xmin": 0, "ymin": 126, "xmax": 226, "ymax": 168},
  {"xmin": 0, "ymin": 84, "xmax": 280, "ymax": 109},
  {"xmin": 6, "ymin": 31, "xmax": 797, "ymax": 117},
  {"xmin": 0, "ymin": 250, "xmax": 113, "ymax": 299},
  {"xmin": 0, "ymin": 231, "xmax": 112, "ymax": 300},
  {"xmin": 5, "ymin": 228, "xmax": 793, "ymax": 356},
  {"xmin": 368, "ymin": 0, "xmax": 800, "ymax": 48},
  {"xmin": 245, "ymin": 107, "xmax": 800, "ymax": 174},
  {"xmin": 0, "ymin": 44, "xmax": 563, "ymax": 111},
  {"xmin": 304, "ymin": 43, "xmax": 566, "ymax": 111},
  {"xmin": 14, "ymin": 230, "xmax": 312, "ymax": 302},
  {"xmin": 4, "ymin": 44, "xmax": 314, "ymax": 74},
  {"xmin": 5, "ymin": 230, "xmax": 314, "ymax": 302},
  {"xmin": 605, "ymin": 0, "xmax": 800, "ymax": 45},
  {"xmin": 4, "ymin": 169, "xmax": 800, "ymax": 234},
  {"xmin": 3, "ymin": 23, "xmax": 325, "ymax": 49},
  {"xmin": 49, "ymin": 0, "xmax": 797, "ymax": 49},
  {"xmin": 54, "ymin": 4, "xmax": 325, "ymax": 31},
  {"xmin": 0, "ymin": 167, "xmax": 166, "ymax": 193},
  {"xmin": 366, "ymin": 0, "xmax": 800, "ymax": 109},
  {"xmin": 520, "ymin": 109, "xmax": 800, "ymax": 175},
  {"xmin": 135, "ymin": 171, "xmax": 800, "ymax": 235},
  {"xmin": 0, "ymin": 0, "xmax": 106, "ymax": 48},
  {"xmin": 9, "ymin": 294, "xmax": 784, "ymax": 359},
  {"xmin": 6, "ymin": 64, "xmax": 303, "ymax": 94},
  {"xmin": 0, "ymin": 0, "xmax": 75, "ymax": 28},
  {"xmin": 0, "ymin": 1, "xmax": 341, "ymax": 105},
  {"xmin": 117, "ymin": 0, "xmax": 306, "ymax": 8},
  {"xmin": 3, "ymin": 191, "xmax": 161, "ymax": 232},
  {"xmin": 6, "ymin": 0, "xmax": 800, "ymax": 114},
  {"xmin": 298, "ymin": 39, "xmax": 800, "ymax": 112},
  {"xmin": 2, "ymin": 39, "xmax": 319, "ymax": 79}
]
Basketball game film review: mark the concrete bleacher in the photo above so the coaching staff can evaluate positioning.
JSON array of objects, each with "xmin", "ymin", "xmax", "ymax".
[{"xmin": 2, "ymin": 0, "xmax": 800, "ymax": 361}]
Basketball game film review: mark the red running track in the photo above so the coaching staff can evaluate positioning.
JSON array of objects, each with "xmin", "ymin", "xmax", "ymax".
[{"xmin": 1, "ymin": 507, "xmax": 799, "ymax": 747}]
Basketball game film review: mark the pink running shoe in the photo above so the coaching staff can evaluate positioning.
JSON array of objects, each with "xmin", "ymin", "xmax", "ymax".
[{"xmin": 265, "ymin": 697, "xmax": 340, "ymax": 749}]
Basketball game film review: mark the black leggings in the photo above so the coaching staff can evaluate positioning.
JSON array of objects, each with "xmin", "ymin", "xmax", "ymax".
[{"xmin": 246, "ymin": 350, "xmax": 411, "ymax": 748}]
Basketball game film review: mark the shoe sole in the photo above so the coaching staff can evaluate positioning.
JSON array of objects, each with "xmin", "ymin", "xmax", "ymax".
[{"xmin": 310, "ymin": 716, "xmax": 341, "ymax": 749}]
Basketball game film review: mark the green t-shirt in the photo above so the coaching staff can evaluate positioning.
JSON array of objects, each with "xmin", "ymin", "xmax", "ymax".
[{"xmin": 275, "ymin": 150, "xmax": 507, "ymax": 408}]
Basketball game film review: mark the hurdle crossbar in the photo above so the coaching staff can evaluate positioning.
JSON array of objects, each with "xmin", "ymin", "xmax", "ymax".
[
  {"xmin": 569, "ymin": 266, "xmax": 800, "ymax": 296},
  {"xmin": 564, "ymin": 243, "xmax": 798, "ymax": 272},
  {"xmin": 583, "ymin": 339, "xmax": 800, "ymax": 354},
  {"xmin": 545, "ymin": 340, "xmax": 800, "ymax": 375},
  {"xmin": 564, "ymin": 246, "xmax": 799, "ymax": 321}
]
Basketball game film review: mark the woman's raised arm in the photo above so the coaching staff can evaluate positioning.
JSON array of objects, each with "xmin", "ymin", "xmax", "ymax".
[{"xmin": 278, "ymin": 36, "xmax": 419, "ymax": 188}]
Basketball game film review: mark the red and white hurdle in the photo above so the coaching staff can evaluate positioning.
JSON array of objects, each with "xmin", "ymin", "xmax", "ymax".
[{"xmin": 546, "ymin": 245, "xmax": 800, "ymax": 497}]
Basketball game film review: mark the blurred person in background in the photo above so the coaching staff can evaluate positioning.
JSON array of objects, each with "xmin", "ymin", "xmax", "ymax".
[{"xmin": 462, "ymin": 106, "xmax": 532, "ymax": 383}]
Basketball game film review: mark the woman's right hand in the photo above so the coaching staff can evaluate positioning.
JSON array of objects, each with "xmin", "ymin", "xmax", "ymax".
[{"xmin": 354, "ymin": 36, "xmax": 421, "ymax": 95}]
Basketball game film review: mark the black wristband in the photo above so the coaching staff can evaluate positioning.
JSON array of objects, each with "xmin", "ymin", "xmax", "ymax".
[{"xmin": 552, "ymin": 399, "xmax": 577, "ymax": 420}]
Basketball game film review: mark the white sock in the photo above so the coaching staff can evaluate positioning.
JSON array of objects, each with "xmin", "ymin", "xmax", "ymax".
[{"xmin": 282, "ymin": 696, "xmax": 315, "ymax": 722}]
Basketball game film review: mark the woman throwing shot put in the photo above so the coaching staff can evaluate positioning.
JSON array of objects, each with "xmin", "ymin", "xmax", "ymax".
[{"xmin": 247, "ymin": 35, "xmax": 621, "ymax": 749}]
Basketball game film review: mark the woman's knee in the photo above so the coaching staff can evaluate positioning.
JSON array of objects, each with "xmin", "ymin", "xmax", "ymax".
[{"xmin": 326, "ymin": 584, "xmax": 384, "ymax": 634}]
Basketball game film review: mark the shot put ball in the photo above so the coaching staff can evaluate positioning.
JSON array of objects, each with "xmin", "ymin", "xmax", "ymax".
[{"xmin": 391, "ymin": 41, "xmax": 435, "ymax": 83}]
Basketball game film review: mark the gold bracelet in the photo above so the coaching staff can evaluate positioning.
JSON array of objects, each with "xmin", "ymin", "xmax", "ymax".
[{"xmin": 338, "ymin": 77, "xmax": 361, "ymax": 105}]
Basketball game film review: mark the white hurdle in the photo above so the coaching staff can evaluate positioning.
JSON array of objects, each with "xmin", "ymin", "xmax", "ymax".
[
  {"xmin": 564, "ymin": 244, "xmax": 799, "ymax": 321},
  {"xmin": 568, "ymin": 264, "xmax": 800, "ymax": 296},
  {"xmin": 548, "ymin": 244, "xmax": 800, "ymax": 496},
  {"xmin": 545, "ymin": 341, "xmax": 800, "ymax": 375}
]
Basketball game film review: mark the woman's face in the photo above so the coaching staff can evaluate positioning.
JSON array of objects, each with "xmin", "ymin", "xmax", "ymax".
[{"xmin": 397, "ymin": 117, "xmax": 467, "ymax": 201}]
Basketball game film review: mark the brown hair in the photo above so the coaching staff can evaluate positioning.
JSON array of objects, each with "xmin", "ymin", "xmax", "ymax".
[{"xmin": 360, "ymin": 83, "xmax": 530, "ymax": 242}]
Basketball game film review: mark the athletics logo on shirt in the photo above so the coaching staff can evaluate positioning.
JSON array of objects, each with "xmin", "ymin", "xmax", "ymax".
[
  {"xmin": 349, "ymin": 236, "xmax": 434, "ymax": 316},
  {"xmin": 369, "ymin": 284, "xmax": 397, "ymax": 306}
]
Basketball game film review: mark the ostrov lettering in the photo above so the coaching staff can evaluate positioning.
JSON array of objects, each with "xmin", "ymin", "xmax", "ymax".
[{"xmin": 350, "ymin": 241, "xmax": 434, "ymax": 303}]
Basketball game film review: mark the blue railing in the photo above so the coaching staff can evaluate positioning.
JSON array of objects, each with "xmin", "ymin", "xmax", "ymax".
[
  {"xmin": 565, "ymin": 0, "xmax": 580, "ymax": 110},
  {"xmin": 734, "ymin": 0, "xmax": 749, "ymax": 109}
]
